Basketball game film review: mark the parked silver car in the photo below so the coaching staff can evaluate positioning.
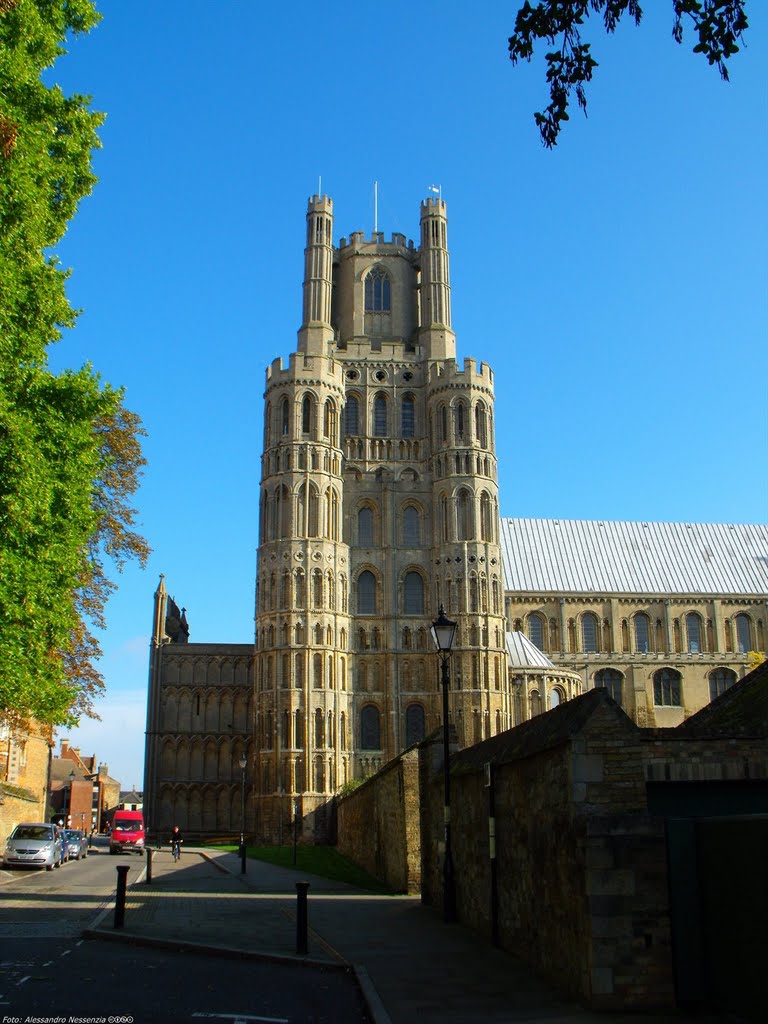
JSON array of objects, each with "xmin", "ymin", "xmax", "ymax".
[
  {"xmin": 63, "ymin": 828, "xmax": 87, "ymax": 860},
  {"xmin": 3, "ymin": 822, "xmax": 63, "ymax": 871}
]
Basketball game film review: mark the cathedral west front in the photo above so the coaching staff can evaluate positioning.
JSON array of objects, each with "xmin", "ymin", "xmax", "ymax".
[{"xmin": 143, "ymin": 194, "xmax": 767, "ymax": 841}]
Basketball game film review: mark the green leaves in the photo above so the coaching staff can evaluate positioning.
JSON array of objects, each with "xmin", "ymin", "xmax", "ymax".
[
  {"xmin": 0, "ymin": 2, "xmax": 149, "ymax": 727},
  {"xmin": 508, "ymin": 1, "xmax": 748, "ymax": 147}
]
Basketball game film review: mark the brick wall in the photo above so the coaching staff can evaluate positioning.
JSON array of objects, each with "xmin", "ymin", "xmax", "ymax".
[{"xmin": 0, "ymin": 721, "xmax": 50, "ymax": 838}]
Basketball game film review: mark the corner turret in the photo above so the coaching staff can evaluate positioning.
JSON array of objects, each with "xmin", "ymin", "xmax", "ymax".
[
  {"xmin": 419, "ymin": 197, "xmax": 456, "ymax": 361},
  {"xmin": 298, "ymin": 194, "xmax": 335, "ymax": 355}
]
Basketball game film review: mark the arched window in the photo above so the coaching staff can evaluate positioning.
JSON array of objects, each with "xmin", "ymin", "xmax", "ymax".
[
  {"xmin": 457, "ymin": 488, "xmax": 473, "ymax": 541},
  {"xmin": 364, "ymin": 267, "xmax": 391, "ymax": 311},
  {"xmin": 474, "ymin": 402, "xmax": 487, "ymax": 447},
  {"xmin": 528, "ymin": 613, "xmax": 545, "ymax": 651},
  {"xmin": 401, "ymin": 394, "xmax": 415, "ymax": 438},
  {"xmin": 358, "ymin": 507, "xmax": 374, "ymax": 546},
  {"xmin": 686, "ymin": 613, "xmax": 702, "ymax": 653},
  {"xmin": 357, "ymin": 571, "xmax": 376, "ymax": 615},
  {"xmin": 403, "ymin": 506, "xmax": 420, "ymax": 546},
  {"xmin": 323, "ymin": 399, "xmax": 337, "ymax": 440},
  {"xmin": 479, "ymin": 491, "xmax": 492, "ymax": 542},
  {"xmin": 280, "ymin": 397, "xmax": 289, "ymax": 435},
  {"xmin": 454, "ymin": 401, "xmax": 467, "ymax": 441},
  {"xmin": 345, "ymin": 396, "xmax": 359, "ymax": 435},
  {"xmin": 405, "ymin": 704, "xmax": 426, "ymax": 747},
  {"xmin": 549, "ymin": 688, "xmax": 563, "ymax": 710},
  {"xmin": 302, "ymin": 394, "xmax": 313, "ymax": 435},
  {"xmin": 709, "ymin": 668, "xmax": 736, "ymax": 701},
  {"xmin": 634, "ymin": 613, "xmax": 650, "ymax": 653},
  {"xmin": 313, "ymin": 569, "xmax": 325, "ymax": 606},
  {"xmin": 654, "ymin": 668, "xmax": 681, "ymax": 706},
  {"xmin": 439, "ymin": 494, "xmax": 449, "ymax": 542},
  {"xmin": 360, "ymin": 705, "xmax": 381, "ymax": 749},
  {"xmin": 373, "ymin": 393, "xmax": 387, "ymax": 436},
  {"xmin": 438, "ymin": 404, "xmax": 449, "ymax": 444},
  {"xmin": 315, "ymin": 707, "xmax": 324, "ymax": 746},
  {"xmin": 404, "ymin": 572, "xmax": 424, "ymax": 615},
  {"xmin": 594, "ymin": 667, "xmax": 623, "ymax": 704},
  {"xmin": 735, "ymin": 613, "xmax": 751, "ymax": 653},
  {"xmin": 581, "ymin": 613, "xmax": 599, "ymax": 653}
]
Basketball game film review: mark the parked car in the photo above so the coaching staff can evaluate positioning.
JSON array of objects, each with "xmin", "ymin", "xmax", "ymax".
[
  {"xmin": 63, "ymin": 829, "xmax": 86, "ymax": 860},
  {"xmin": 3, "ymin": 823, "xmax": 63, "ymax": 871}
]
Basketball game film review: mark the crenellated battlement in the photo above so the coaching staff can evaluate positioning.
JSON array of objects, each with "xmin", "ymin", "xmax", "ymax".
[
  {"xmin": 265, "ymin": 352, "xmax": 343, "ymax": 387},
  {"xmin": 420, "ymin": 197, "xmax": 446, "ymax": 216},
  {"xmin": 307, "ymin": 194, "xmax": 333, "ymax": 212},
  {"xmin": 427, "ymin": 357, "xmax": 495, "ymax": 390},
  {"xmin": 338, "ymin": 231, "xmax": 416, "ymax": 252}
]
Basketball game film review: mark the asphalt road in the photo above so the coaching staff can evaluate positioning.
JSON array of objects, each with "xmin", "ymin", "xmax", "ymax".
[{"xmin": 0, "ymin": 845, "xmax": 371, "ymax": 1024}]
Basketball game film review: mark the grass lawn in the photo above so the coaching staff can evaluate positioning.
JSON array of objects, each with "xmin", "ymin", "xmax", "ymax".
[{"xmin": 210, "ymin": 843, "xmax": 394, "ymax": 893}]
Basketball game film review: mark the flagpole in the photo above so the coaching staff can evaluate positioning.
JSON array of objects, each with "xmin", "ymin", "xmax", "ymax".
[{"xmin": 374, "ymin": 180, "xmax": 378, "ymax": 233}]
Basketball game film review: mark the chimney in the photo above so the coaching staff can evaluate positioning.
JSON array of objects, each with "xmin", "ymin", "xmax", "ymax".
[{"xmin": 60, "ymin": 739, "xmax": 69, "ymax": 756}]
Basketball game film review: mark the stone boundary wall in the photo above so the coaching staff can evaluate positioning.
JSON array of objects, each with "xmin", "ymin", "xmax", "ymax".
[
  {"xmin": 336, "ymin": 745, "xmax": 420, "ymax": 893},
  {"xmin": 336, "ymin": 694, "xmax": 768, "ymax": 1011}
]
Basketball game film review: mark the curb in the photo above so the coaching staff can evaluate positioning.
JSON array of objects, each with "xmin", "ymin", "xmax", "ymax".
[{"xmin": 80, "ymin": 925, "xmax": 349, "ymax": 972}]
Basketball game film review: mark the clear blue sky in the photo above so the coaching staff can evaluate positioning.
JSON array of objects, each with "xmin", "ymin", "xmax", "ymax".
[{"xmin": 49, "ymin": 1, "xmax": 767, "ymax": 787}]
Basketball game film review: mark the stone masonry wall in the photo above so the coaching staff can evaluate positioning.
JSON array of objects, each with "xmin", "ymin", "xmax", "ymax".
[
  {"xmin": 418, "ymin": 701, "xmax": 679, "ymax": 1009},
  {"xmin": 336, "ymin": 695, "xmax": 767, "ymax": 1012},
  {"xmin": 336, "ymin": 746, "xmax": 420, "ymax": 893}
]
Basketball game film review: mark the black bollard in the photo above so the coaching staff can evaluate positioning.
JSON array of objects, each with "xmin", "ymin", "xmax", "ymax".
[
  {"xmin": 114, "ymin": 864, "xmax": 130, "ymax": 928},
  {"xmin": 145, "ymin": 846, "xmax": 153, "ymax": 884},
  {"xmin": 295, "ymin": 881, "xmax": 310, "ymax": 954}
]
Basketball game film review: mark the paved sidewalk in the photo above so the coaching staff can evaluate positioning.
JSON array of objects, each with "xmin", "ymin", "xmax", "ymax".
[{"xmin": 84, "ymin": 847, "xmax": 730, "ymax": 1024}]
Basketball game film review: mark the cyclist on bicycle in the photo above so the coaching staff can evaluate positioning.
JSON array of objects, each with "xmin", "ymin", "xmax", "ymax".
[{"xmin": 169, "ymin": 825, "xmax": 184, "ymax": 861}]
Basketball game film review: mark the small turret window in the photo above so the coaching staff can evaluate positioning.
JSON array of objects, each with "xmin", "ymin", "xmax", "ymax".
[{"xmin": 365, "ymin": 267, "xmax": 391, "ymax": 312}]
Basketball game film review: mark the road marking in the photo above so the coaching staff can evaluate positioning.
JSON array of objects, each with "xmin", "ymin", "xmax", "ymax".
[{"xmin": 17, "ymin": 976, "xmax": 30, "ymax": 986}]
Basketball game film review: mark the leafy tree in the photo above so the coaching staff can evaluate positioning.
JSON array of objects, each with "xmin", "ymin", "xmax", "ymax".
[
  {"xmin": 0, "ymin": 0, "xmax": 149, "ymax": 727},
  {"xmin": 508, "ymin": 1, "xmax": 749, "ymax": 147}
]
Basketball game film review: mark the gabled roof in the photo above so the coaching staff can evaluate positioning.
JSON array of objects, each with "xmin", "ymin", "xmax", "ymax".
[
  {"xmin": 506, "ymin": 631, "xmax": 553, "ymax": 669},
  {"xmin": 451, "ymin": 688, "xmax": 635, "ymax": 775},
  {"xmin": 679, "ymin": 659, "xmax": 768, "ymax": 738},
  {"xmin": 500, "ymin": 519, "xmax": 768, "ymax": 596}
]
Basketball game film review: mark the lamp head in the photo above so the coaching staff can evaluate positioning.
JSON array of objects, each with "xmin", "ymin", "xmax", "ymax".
[{"xmin": 431, "ymin": 605, "xmax": 458, "ymax": 653}]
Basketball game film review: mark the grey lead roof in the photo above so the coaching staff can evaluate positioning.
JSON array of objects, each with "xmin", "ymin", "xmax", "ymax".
[
  {"xmin": 499, "ymin": 519, "xmax": 768, "ymax": 597},
  {"xmin": 506, "ymin": 631, "xmax": 554, "ymax": 669}
]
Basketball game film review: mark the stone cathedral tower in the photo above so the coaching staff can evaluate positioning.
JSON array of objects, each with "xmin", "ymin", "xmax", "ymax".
[
  {"xmin": 144, "ymin": 193, "xmax": 764, "ymax": 843},
  {"xmin": 253, "ymin": 194, "xmax": 507, "ymax": 839}
]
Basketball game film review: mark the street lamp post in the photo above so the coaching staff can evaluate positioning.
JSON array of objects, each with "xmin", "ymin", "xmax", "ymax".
[
  {"xmin": 238, "ymin": 754, "xmax": 247, "ymax": 874},
  {"xmin": 68, "ymin": 769, "xmax": 76, "ymax": 828},
  {"xmin": 431, "ymin": 604, "xmax": 458, "ymax": 923}
]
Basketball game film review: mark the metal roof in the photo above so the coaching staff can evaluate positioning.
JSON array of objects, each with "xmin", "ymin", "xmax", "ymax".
[
  {"xmin": 505, "ymin": 631, "xmax": 554, "ymax": 668},
  {"xmin": 499, "ymin": 519, "xmax": 768, "ymax": 597}
]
